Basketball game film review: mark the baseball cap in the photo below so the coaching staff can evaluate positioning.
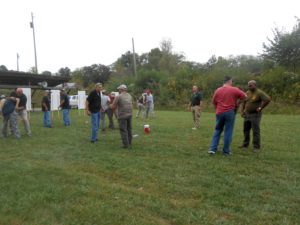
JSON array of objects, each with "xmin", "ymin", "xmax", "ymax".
[{"xmin": 117, "ymin": 84, "xmax": 127, "ymax": 90}]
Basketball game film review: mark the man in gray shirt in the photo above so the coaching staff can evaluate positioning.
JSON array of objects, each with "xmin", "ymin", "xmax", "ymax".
[{"xmin": 110, "ymin": 84, "xmax": 133, "ymax": 149}]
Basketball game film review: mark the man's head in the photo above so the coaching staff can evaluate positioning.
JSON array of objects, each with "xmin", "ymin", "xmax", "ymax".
[
  {"xmin": 248, "ymin": 80, "xmax": 257, "ymax": 91},
  {"xmin": 102, "ymin": 90, "xmax": 108, "ymax": 95},
  {"xmin": 117, "ymin": 84, "xmax": 127, "ymax": 93},
  {"xmin": 44, "ymin": 90, "xmax": 50, "ymax": 96},
  {"xmin": 95, "ymin": 83, "xmax": 102, "ymax": 93},
  {"xmin": 16, "ymin": 88, "xmax": 23, "ymax": 96},
  {"xmin": 224, "ymin": 76, "xmax": 233, "ymax": 85},
  {"xmin": 60, "ymin": 88, "xmax": 66, "ymax": 94},
  {"xmin": 192, "ymin": 85, "xmax": 198, "ymax": 93}
]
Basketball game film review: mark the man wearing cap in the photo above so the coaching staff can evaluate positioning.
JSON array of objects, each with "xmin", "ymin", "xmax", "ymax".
[
  {"xmin": 10, "ymin": 88, "xmax": 31, "ymax": 136},
  {"xmin": 86, "ymin": 83, "xmax": 102, "ymax": 143},
  {"xmin": 41, "ymin": 90, "xmax": 52, "ymax": 128},
  {"xmin": 208, "ymin": 76, "xmax": 246, "ymax": 156},
  {"xmin": 189, "ymin": 85, "xmax": 203, "ymax": 130},
  {"xmin": 240, "ymin": 80, "xmax": 271, "ymax": 151},
  {"xmin": 60, "ymin": 89, "xmax": 71, "ymax": 126},
  {"xmin": 110, "ymin": 84, "xmax": 133, "ymax": 149}
]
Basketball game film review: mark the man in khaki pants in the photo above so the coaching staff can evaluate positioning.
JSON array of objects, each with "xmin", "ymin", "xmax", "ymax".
[{"xmin": 189, "ymin": 86, "xmax": 203, "ymax": 130}]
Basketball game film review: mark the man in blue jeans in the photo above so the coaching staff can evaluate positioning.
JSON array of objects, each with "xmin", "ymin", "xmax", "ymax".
[
  {"xmin": 60, "ymin": 89, "xmax": 71, "ymax": 126},
  {"xmin": 41, "ymin": 90, "xmax": 52, "ymax": 128},
  {"xmin": 86, "ymin": 83, "xmax": 102, "ymax": 143},
  {"xmin": 208, "ymin": 76, "xmax": 246, "ymax": 156}
]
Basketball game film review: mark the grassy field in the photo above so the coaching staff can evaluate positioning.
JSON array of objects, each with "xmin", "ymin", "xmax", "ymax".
[{"xmin": 0, "ymin": 110, "xmax": 299, "ymax": 225}]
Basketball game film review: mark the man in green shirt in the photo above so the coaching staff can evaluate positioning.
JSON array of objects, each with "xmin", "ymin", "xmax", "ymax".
[
  {"xmin": 189, "ymin": 85, "xmax": 203, "ymax": 130},
  {"xmin": 240, "ymin": 80, "xmax": 271, "ymax": 150}
]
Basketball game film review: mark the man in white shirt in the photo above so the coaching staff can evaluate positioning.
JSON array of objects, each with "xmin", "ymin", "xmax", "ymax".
[{"xmin": 100, "ymin": 90, "xmax": 111, "ymax": 131}]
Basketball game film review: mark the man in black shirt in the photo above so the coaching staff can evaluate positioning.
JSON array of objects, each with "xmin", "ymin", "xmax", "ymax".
[
  {"xmin": 60, "ymin": 89, "xmax": 71, "ymax": 126},
  {"xmin": 11, "ymin": 88, "xmax": 31, "ymax": 136},
  {"xmin": 189, "ymin": 85, "xmax": 203, "ymax": 130},
  {"xmin": 86, "ymin": 83, "xmax": 102, "ymax": 143},
  {"xmin": 41, "ymin": 90, "xmax": 52, "ymax": 128}
]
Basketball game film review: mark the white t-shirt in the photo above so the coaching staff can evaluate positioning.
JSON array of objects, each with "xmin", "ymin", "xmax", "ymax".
[{"xmin": 101, "ymin": 95, "xmax": 111, "ymax": 111}]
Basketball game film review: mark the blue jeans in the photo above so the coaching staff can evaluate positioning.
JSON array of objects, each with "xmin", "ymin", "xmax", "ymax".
[
  {"xmin": 91, "ymin": 112, "xmax": 101, "ymax": 142},
  {"xmin": 210, "ymin": 110, "xmax": 236, "ymax": 154},
  {"xmin": 63, "ymin": 109, "xmax": 70, "ymax": 126},
  {"xmin": 43, "ymin": 111, "xmax": 52, "ymax": 127}
]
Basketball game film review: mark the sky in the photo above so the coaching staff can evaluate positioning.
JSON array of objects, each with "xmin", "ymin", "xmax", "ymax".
[{"xmin": 0, "ymin": 0, "xmax": 299, "ymax": 73}]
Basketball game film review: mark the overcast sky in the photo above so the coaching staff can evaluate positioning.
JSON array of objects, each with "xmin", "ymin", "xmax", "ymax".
[{"xmin": 0, "ymin": 0, "xmax": 299, "ymax": 73}]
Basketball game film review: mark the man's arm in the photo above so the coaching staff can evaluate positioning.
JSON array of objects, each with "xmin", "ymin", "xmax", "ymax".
[
  {"xmin": 257, "ymin": 93, "xmax": 271, "ymax": 112},
  {"xmin": 85, "ymin": 100, "xmax": 91, "ymax": 115},
  {"xmin": 110, "ymin": 96, "xmax": 118, "ymax": 110},
  {"xmin": 42, "ymin": 103, "xmax": 48, "ymax": 111}
]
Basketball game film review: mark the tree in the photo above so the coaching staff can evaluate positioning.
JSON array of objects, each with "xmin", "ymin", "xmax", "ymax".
[
  {"xmin": 114, "ymin": 51, "xmax": 140, "ymax": 76},
  {"xmin": 41, "ymin": 71, "xmax": 52, "ymax": 76},
  {"xmin": 58, "ymin": 67, "xmax": 71, "ymax": 77},
  {"xmin": 158, "ymin": 38, "xmax": 185, "ymax": 73},
  {"xmin": 263, "ymin": 19, "xmax": 300, "ymax": 72},
  {"xmin": 81, "ymin": 64, "xmax": 111, "ymax": 87},
  {"xmin": 0, "ymin": 65, "xmax": 8, "ymax": 71},
  {"xmin": 28, "ymin": 67, "xmax": 37, "ymax": 74}
]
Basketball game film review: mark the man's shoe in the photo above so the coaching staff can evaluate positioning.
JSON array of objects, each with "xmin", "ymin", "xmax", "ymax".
[
  {"xmin": 192, "ymin": 127, "xmax": 197, "ymax": 130},
  {"xmin": 223, "ymin": 152, "xmax": 232, "ymax": 157},
  {"xmin": 208, "ymin": 150, "xmax": 216, "ymax": 155}
]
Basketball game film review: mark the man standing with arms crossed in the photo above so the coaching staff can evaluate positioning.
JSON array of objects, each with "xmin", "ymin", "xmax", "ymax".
[
  {"xmin": 189, "ymin": 85, "xmax": 203, "ymax": 130},
  {"xmin": 240, "ymin": 80, "xmax": 271, "ymax": 151},
  {"xmin": 208, "ymin": 76, "xmax": 246, "ymax": 156},
  {"xmin": 86, "ymin": 83, "xmax": 102, "ymax": 143}
]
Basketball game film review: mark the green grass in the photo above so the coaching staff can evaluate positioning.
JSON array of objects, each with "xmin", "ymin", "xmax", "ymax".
[{"xmin": 0, "ymin": 110, "xmax": 299, "ymax": 225}]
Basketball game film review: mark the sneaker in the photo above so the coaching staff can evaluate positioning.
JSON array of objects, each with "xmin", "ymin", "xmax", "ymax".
[
  {"xmin": 192, "ymin": 127, "xmax": 197, "ymax": 130},
  {"xmin": 208, "ymin": 150, "xmax": 216, "ymax": 155},
  {"xmin": 223, "ymin": 152, "xmax": 232, "ymax": 156}
]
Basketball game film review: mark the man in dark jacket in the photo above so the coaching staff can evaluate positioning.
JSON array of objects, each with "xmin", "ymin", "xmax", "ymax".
[
  {"xmin": 42, "ymin": 90, "xmax": 52, "ymax": 128},
  {"xmin": 60, "ymin": 89, "xmax": 70, "ymax": 126},
  {"xmin": 1, "ymin": 96, "xmax": 20, "ymax": 138},
  {"xmin": 86, "ymin": 83, "xmax": 102, "ymax": 143}
]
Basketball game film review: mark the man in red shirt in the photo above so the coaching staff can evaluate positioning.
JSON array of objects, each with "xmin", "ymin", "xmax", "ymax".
[{"xmin": 208, "ymin": 76, "xmax": 246, "ymax": 156}]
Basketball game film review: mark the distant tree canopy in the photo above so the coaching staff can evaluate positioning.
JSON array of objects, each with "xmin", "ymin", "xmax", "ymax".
[
  {"xmin": 71, "ymin": 64, "xmax": 112, "ymax": 88},
  {"xmin": 0, "ymin": 65, "xmax": 8, "ymax": 71},
  {"xmin": 263, "ymin": 19, "xmax": 300, "ymax": 72},
  {"xmin": 41, "ymin": 71, "xmax": 52, "ymax": 76},
  {"xmin": 57, "ymin": 67, "xmax": 71, "ymax": 77}
]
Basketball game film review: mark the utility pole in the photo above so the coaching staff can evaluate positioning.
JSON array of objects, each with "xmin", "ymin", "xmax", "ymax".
[
  {"xmin": 17, "ymin": 53, "xmax": 20, "ymax": 71},
  {"xmin": 132, "ymin": 38, "xmax": 137, "ymax": 77},
  {"xmin": 30, "ymin": 12, "xmax": 38, "ymax": 74}
]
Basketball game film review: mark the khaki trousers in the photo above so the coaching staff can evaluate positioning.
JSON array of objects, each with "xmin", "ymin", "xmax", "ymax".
[{"xmin": 191, "ymin": 105, "xmax": 201, "ymax": 128}]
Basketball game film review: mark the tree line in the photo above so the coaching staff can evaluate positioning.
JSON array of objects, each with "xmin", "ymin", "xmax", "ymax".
[{"xmin": 1, "ymin": 19, "xmax": 299, "ymax": 108}]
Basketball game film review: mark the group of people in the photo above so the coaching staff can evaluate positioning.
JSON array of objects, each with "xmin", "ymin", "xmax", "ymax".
[
  {"xmin": 189, "ymin": 76, "xmax": 271, "ymax": 156},
  {"xmin": 41, "ymin": 88, "xmax": 72, "ymax": 128},
  {"xmin": 1, "ymin": 76, "xmax": 271, "ymax": 154},
  {"xmin": 85, "ymin": 83, "xmax": 133, "ymax": 148},
  {"xmin": 136, "ymin": 90, "xmax": 155, "ymax": 119},
  {"xmin": 0, "ymin": 88, "xmax": 31, "ymax": 138}
]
